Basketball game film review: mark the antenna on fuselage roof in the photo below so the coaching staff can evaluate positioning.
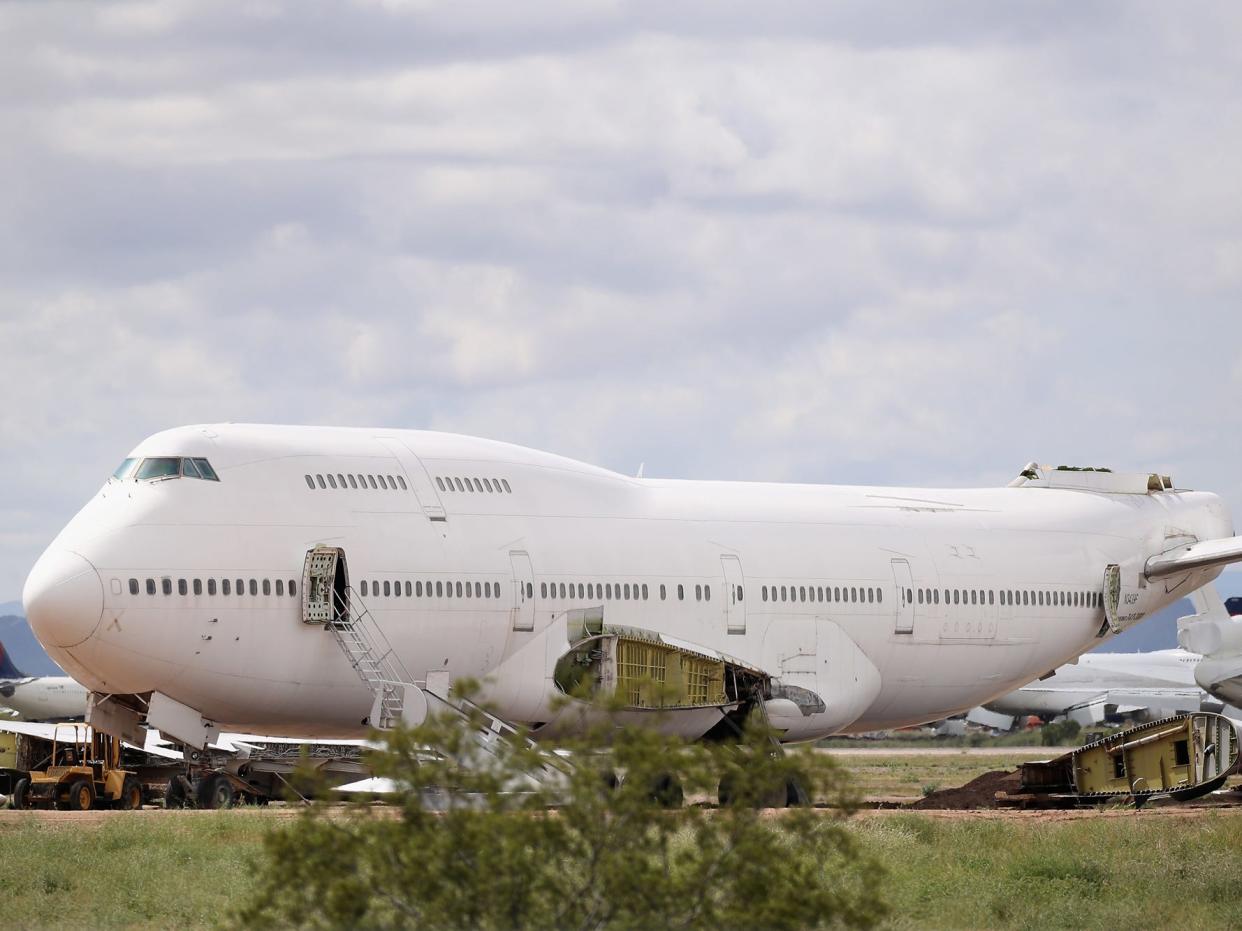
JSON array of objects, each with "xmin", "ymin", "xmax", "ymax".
[{"xmin": 635, "ymin": 462, "xmax": 645, "ymax": 478}]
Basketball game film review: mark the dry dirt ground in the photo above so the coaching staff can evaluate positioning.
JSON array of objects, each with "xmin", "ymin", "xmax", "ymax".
[
  {"xmin": 823, "ymin": 746, "xmax": 1050, "ymax": 756},
  {"xmin": 0, "ymin": 805, "xmax": 310, "ymax": 828},
  {"xmin": 5, "ymin": 793, "xmax": 1242, "ymax": 827},
  {"xmin": 3, "ymin": 745, "xmax": 1237, "ymax": 824}
]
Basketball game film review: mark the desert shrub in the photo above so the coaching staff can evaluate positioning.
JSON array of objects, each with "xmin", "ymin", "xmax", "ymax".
[
  {"xmin": 1040, "ymin": 719, "xmax": 1082, "ymax": 746},
  {"xmin": 231, "ymin": 690, "xmax": 887, "ymax": 930}
]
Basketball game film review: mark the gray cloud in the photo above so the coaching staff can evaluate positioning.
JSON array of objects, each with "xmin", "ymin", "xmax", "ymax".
[{"xmin": 2, "ymin": 2, "xmax": 1242, "ymax": 597}]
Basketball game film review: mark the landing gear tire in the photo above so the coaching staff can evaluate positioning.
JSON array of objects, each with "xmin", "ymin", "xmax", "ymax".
[
  {"xmin": 784, "ymin": 777, "xmax": 811, "ymax": 808},
  {"xmin": 10, "ymin": 777, "xmax": 29, "ymax": 810},
  {"xmin": 165, "ymin": 777, "xmax": 187, "ymax": 809},
  {"xmin": 196, "ymin": 774, "xmax": 235, "ymax": 810},
  {"xmin": 718, "ymin": 774, "xmax": 786, "ymax": 808},
  {"xmin": 63, "ymin": 778, "xmax": 94, "ymax": 812},
  {"xmin": 648, "ymin": 773, "xmax": 684, "ymax": 809},
  {"xmin": 718, "ymin": 774, "xmax": 807, "ymax": 808},
  {"xmin": 117, "ymin": 775, "xmax": 143, "ymax": 811}
]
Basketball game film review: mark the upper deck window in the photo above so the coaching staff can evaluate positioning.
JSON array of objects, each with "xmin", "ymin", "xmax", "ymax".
[{"xmin": 128, "ymin": 457, "xmax": 221, "ymax": 482}]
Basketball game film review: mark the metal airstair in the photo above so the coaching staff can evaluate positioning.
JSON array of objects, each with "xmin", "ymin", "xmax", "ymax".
[
  {"xmin": 302, "ymin": 547, "xmax": 541, "ymax": 753},
  {"xmin": 326, "ymin": 585, "xmax": 413, "ymax": 730},
  {"xmin": 319, "ymin": 581, "xmax": 568, "ymax": 797}
]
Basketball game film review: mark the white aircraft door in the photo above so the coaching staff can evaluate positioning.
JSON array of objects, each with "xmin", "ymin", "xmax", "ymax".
[
  {"xmin": 997, "ymin": 581, "xmax": 1014, "ymax": 639},
  {"xmin": 722, "ymin": 555, "xmax": 746, "ymax": 635},
  {"xmin": 510, "ymin": 551, "xmax": 535, "ymax": 632},
  {"xmin": 376, "ymin": 437, "xmax": 447, "ymax": 522},
  {"xmin": 891, "ymin": 559, "xmax": 914, "ymax": 634}
]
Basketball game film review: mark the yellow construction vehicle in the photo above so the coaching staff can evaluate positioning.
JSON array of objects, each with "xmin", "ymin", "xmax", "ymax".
[{"xmin": 14, "ymin": 724, "xmax": 142, "ymax": 811}]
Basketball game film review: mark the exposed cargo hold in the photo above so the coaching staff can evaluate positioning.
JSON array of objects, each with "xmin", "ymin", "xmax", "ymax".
[
  {"xmin": 1017, "ymin": 712, "xmax": 1241, "ymax": 804},
  {"xmin": 554, "ymin": 610, "xmax": 764, "ymax": 711}
]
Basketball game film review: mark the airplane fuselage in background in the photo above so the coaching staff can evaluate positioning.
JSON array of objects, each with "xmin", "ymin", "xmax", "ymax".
[
  {"xmin": 0, "ymin": 675, "xmax": 88, "ymax": 722},
  {"xmin": 983, "ymin": 648, "xmax": 1207, "ymax": 720},
  {"xmin": 21, "ymin": 425, "xmax": 1235, "ymax": 742}
]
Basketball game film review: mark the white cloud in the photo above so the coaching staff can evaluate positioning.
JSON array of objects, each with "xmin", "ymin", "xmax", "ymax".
[{"xmin": 1, "ymin": 2, "xmax": 1242, "ymax": 596}]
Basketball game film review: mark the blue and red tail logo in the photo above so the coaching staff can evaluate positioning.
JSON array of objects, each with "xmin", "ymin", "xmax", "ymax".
[{"xmin": 0, "ymin": 642, "xmax": 27, "ymax": 680}]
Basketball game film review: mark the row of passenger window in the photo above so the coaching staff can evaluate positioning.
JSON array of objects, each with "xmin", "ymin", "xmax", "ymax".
[
  {"xmin": 1001, "ymin": 589, "xmax": 1100, "ymax": 609},
  {"xmin": 541, "ymin": 580, "xmax": 717, "ymax": 602},
  {"xmin": 128, "ymin": 577, "xmax": 297, "ymax": 598},
  {"xmin": 305, "ymin": 473, "xmax": 408, "ymax": 492},
  {"xmin": 360, "ymin": 579, "xmax": 503, "ymax": 600},
  {"xmin": 910, "ymin": 588, "xmax": 1100, "ymax": 608},
  {"xmin": 763, "ymin": 584, "xmax": 881, "ymax": 605},
  {"xmin": 358, "ymin": 577, "xmax": 718, "ymax": 604},
  {"xmin": 436, "ymin": 475, "xmax": 512, "ymax": 494}
]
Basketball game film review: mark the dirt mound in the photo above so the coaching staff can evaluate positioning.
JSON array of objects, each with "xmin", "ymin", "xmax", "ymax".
[{"xmin": 912, "ymin": 769, "xmax": 1023, "ymax": 809}]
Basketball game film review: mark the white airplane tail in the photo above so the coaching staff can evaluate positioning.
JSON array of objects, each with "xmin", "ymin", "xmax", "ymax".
[{"xmin": 1177, "ymin": 583, "xmax": 1242, "ymax": 706}]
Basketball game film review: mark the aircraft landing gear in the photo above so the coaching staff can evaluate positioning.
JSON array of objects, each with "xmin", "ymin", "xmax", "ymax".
[{"xmin": 195, "ymin": 774, "xmax": 236, "ymax": 810}]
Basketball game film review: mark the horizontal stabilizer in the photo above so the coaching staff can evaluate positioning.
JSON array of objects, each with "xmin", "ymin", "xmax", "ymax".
[{"xmin": 1145, "ymin": 536, "xmax": 1242, "ymax": 580}]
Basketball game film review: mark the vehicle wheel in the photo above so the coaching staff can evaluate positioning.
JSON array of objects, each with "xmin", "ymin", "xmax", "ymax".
[
  {"xmin": 10, "ymin": 777, "xmax": 29, "ymax": 810},
  {"xmin": 65, "ymin": 779, "xmax": 94, "ymax": 812},
  {"xmin": 117, "ymin": 776, "xmax": 142, "ymax": 811},
  {"xmin": 164, "ymin": 776, "xmax": 187, "ymax": 809},
  {"xmin": 196, "ymin": 774, "xmax": 235, "ymax": 810}
]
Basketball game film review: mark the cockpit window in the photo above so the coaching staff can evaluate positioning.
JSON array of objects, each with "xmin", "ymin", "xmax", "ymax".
[
  {"xmin": 129, "ymin": 457, "xmax": 222, "ymax": 482},
  {"xmin": 136, "ymin": 457, "xmax": 182, "ymax": 480},
  {"xmin": 112, "ymin": 458, "xmax": 138, "ymax": 480}
]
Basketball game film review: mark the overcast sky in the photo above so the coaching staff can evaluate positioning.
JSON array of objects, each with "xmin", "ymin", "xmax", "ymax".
[{"xmin": 2, "ymin": 2, "xmax": 1242, "ymax": 600}]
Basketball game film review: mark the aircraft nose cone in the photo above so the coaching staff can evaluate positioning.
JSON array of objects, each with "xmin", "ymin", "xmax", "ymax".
[{"xmin": 22, "ymin": 550, "xmax": 104, "ymax": 649}]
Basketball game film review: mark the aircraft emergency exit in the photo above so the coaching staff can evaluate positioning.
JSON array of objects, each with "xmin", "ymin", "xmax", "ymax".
[{"xmin": 20, "ymin": 425, "xmax": 1242, "ymax": 752}]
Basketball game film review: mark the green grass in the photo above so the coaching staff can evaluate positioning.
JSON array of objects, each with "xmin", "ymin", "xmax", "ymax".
[
  {"xmin": 0, "ymin": 813, "xmax": 267, "ymax": 930},
  {"xmin": 818, "ymin": 723, "xmax": 1122, "ymax": 750},
  {"xmin": 851, "ymin": 812, "xmax": 1242, "ymax": 929},
  {"xmin": 4, "ymin": 808, "xmax": 1242, "ymax": 929},
  {"xmin": 829, "ymin": 750, "xmax": 1052, "ymax": 799}
]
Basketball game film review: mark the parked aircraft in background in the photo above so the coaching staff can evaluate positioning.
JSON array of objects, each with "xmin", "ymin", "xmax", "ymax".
[
  {"xmin": 1179, "ymin": 587, "xmax": 1242, "ymax": 707},
  {"xmin": 982, "ymin": 648, "xmax": 1208, "ymax": 726},
  {"xmin": 19, "ymin": 427, "xmax": 1242, "ymax": 764},
  {"xmin": 0, "ymin": 641, "xmax": 87, "ymax": 722}
]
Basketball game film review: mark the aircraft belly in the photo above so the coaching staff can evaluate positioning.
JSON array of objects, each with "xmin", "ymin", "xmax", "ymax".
[
  {"xmin": 985, "ymin": 689, "xmax": 1102, "ymax": 717},
  {"xmin": 857, "ymin": 639, "xmax": 1038, "ymax": 729}
]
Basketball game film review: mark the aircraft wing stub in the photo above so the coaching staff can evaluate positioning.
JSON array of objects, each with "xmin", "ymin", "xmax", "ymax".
[{"xmin": 1145, "ymin": 536, "xmax": 1242, "ymax": 580}]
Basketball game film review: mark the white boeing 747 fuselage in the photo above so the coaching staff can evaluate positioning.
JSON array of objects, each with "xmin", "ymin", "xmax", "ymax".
[{"xmin": 21, "ymin": 425, "xmax": 1239, "ymax": 744}]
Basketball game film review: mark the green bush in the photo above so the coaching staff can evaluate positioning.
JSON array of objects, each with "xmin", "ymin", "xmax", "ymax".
[
  {"xmin": 231, "ymin": 691, "xmax": 887, "ymax": 930},
  {"xmin": 1040, "ymin": 719, "xmax": 1082, "ymax": 746}
]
